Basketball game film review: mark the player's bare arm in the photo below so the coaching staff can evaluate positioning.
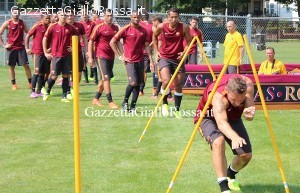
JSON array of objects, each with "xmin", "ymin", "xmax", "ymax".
[
  {"xmin": 243, "ymin": 77, "xmax": 255, "ymax": 121},
  {"xmin": 0, "ymin": 21, "xmax": 11, "ymax": 48},
  {"xmin": 25, "ymin": 33, "xmax": 33, "ymax": 54},
  {"xmin": 82, "ymin": 34, "xmax": 88, "ymax": 56},
  {"xmin": 212, "ymin": 92, "xmax": 247, "ymax": 149},
  {"xmin": 23, "ymin": 21, "xmax": 29, "ymax": 33},
  {"xmin": 42, "ymin": 36, "xmax": 52, "ymax": 60},
  {"xmin": 144, "ymin": 42, "xmax": 154, "ymax": 71},
  {"xmin": 152, "ymin": 23, "xmax": 163, "ymax": 59},
  {"xmin": 87, "ymin": 40, "xmax": 94, "ymax": 66}
]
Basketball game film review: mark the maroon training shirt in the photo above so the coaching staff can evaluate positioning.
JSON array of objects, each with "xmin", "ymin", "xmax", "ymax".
[
  {"xmin": 90, "ymin": 23, "xmax": 118, "ymax": 60},
  {"xmin": 114, "ymin": 24, "xmax": 148, "ymax": 62},
  {"xmin": 44, "ymin": 22, "xmax": 78, "ymax": 57},
  {"xmin": 28, "ymin": 21, "xmax": 49, "ymax": 55},
  {"xmin": 7, "ymin": 19, "xmax": 26, "ymax": 50},
  {"xmin": 159, "ymin": 22, "xmax": 185, "ymax": 60},
  {"xmin": 194, "ymin": 74, "xmax": 245, "ymax": 123}
]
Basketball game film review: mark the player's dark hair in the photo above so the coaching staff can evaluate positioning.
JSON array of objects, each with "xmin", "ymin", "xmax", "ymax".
[
  {"xmin": 190, "ymin": 16, "xmax": 198, "ymax": 22},
  {"xmin": 168, "ymin": 8, "xmax": 179, "ymax": 15},
  {"xmin": 152, "ymin": 15, "xmax": 162, "ymax": 23},
  {"xmin": 227, "ymin": 77, "xmax": 247, "ymax": 94}
]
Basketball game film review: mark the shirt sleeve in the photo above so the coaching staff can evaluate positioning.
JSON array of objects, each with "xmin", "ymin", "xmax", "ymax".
[
  {"xmin": 237, "ymin": 33, "xmax": 244, "ymax": 47},
  {"xmin": 114, "ymin": 26, "xmax": 126, "ymax": 41},
  {"xmin": 28, "ymin": 25, "xmax": 37, "ymax": 36},
  {"xmin": 280, "ymin": 61, "xmax": 287, "ymax": 74},
  {"xmin": 44, "ymin": 25, "xmax": 52, "ymax": 39}
]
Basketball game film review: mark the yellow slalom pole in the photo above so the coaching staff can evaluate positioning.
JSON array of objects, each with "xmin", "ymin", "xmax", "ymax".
[
  {"xmin": 166, "ymin": 44, "xmax": 238, "ymax": 193},
  {"xmin": 196, "ymin": 38, "xmax": 216, "ymax": 80},
  {"xmin": 72, "ymin": 36, "xmax": 81, "ymax": 193},
  {"xmin": 138, "ymin": 36, "xmax": 197, "ymax": 142},
  {"xmin": 243, "ymin": 35, "xmax": 290, "ymax": 193}
]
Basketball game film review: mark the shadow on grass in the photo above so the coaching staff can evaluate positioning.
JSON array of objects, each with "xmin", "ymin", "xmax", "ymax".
[{"xmin": 241, "ymin": 184, "xmax": 299, "ymax": 193}]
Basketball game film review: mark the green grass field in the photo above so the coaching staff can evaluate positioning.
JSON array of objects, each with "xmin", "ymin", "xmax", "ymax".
[{"xmin": 1, "ymin": 44, "xmax": 300, "ymax": 193}]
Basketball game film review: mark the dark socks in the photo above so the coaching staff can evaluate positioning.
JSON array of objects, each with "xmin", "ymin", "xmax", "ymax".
[
  {"xmin": 174, "ymin": 93, "xmax": 183, "ymax": 111},
  {"xmin": 46, "ymin": 78, "xmax": 55, "ymax": 94},
  {"xmin": 95, "ymin": 91, "xmax": 102, "ymax": 99},
  {"xmin": 140, "ymin": 82, "xmax": 145, "ymax": 92},
  {"xmin": 106, "ymin": 93, "xmax": 113, "ymax": 103},
  {"xmin": 227, "ymin": 165, "xmax": 238, "ymax": 179},
  {"xmin": 219, "ymin": 179, "xmax": 230, "ymax": 192},
  {"xmin": 124, "ymin": 84, "xmax": 134, "ymax": 104},
  {"xmin": 131, "ymin": 86, "xmax": 140, "ymax": 109},
  {"xmin": 90, "ymin": 67, "xmax": 94, "ymax": 78},
  {"xmin": 155, "ymin": 81, "xmax": 162, "ymax": 96},
  {"xmin": 83, "ymin": 68, "xmax": 89, "ymax": 82},
  {"xmin": 62, "ymin": 78, "xmax": 69, "ymax": 96},
  {"xmin": 31, "ymin": 74, "xmax": 38, "ymax": 92},
  {"xmin": 28, "ymin": 78, "xmax": 32, "ymax": 84},
  {"xmin": 93, "ymin": 67, "xmax": 98, "ymax": 83},
  {"xmin": 11, "ymin": 79, "xmax": 16, "ymax": 85}
]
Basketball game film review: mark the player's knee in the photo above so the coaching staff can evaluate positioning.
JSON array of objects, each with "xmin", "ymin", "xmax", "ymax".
[
  {"xmin": 211, "ymin": 136, "xmax": 225, "ymax": 150},
  {"xmin": 130, "ymin": 81, "xmax": 137, "ymax": 86},
  {"xmin": 238, "ymin": 152, "xmax": 252, "ymax": 162}
]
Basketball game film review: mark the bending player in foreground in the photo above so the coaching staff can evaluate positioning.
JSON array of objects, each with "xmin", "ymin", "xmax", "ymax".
[{"xmin": 194, "ymin": 74, "xmax": 255, "ymax": 193}]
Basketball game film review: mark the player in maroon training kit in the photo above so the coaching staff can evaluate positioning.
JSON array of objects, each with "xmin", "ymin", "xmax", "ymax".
[
  {"xmin": 80, "ymin": 13, "xmax": 96, "ymax": 83},
  {"xmin": 42, "ymin": 11, "xmax": 79, "ymax": 102},
  {"xmin": 110, "ymin": 10, "xmax": 153, "ymax": 111},
  {"xmin": 25, "ymin": 14, "xmax": 51, "ymax": 98},
  {"xmin": 153, "ymin": 7, "xmax": 192, "ymax": 118},
  {"xmin": 138, "ymin": 10, "xmax": 154, "ymax": 96},
  {"xmin": 89, "ymin": 9, "xmax": 119, "ymax": 109},
  {"xmin": 0, "ymin": 6, "xmax": 32, "ymax": 90},
  {"xmin": 194, "ymin": 74, "xmax": 255, "ymax": 192}
]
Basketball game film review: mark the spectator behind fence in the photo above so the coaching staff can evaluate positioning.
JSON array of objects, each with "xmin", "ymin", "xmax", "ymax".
[
  {"xmin": 224, "ymin": 20, "xmax": 244, "ymax": 74},
  {"xmin": 258, "ymin": 47, "xmax": 287, "ymax": 75}
]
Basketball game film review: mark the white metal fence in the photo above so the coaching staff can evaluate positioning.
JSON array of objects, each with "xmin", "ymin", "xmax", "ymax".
[{"xmin": 0, "ymin": 13, "xmax": 300, "ymax": 65}]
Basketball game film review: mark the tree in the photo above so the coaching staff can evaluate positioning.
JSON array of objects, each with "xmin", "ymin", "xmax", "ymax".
[{"xmin": 275, "ymin": 0, "xmax": 300, "ymax": 17}]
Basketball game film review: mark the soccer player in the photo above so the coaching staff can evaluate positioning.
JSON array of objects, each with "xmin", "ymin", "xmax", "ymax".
[
  {"xmin": 224, "ymin": 20, "xmax": 244, "ymax": 74},
  {"xmin": 25, "ymin": 14, "xmax": 51, "ymax": 98},
  {"xmin": 138, "ymin": 10, "xmax": 154, "ymax": 96},
  {"xmin": 42, "ymin": 11, "xmax": 79, "ymax": 102},
  {"xmin": 110, "ymin": 10, "xmax": 153, "ymax": 111},
  {"xmin": 194, "ymin": 74, "xmax": 255, "ymax": 193},
  {"xmin": 91, "ymin": 11, "xmax": 104, "ymax": 25},
  {"xmin": 66, "ymin": 10, "xmax": 88, "ymax": 86},
  {"xmin": 258, "ymin": 47, "xmax": 287, "ymax": 75},
  {"xmin": 184, "ymin": 16, "xmax": 204, "ymax": 64},
  {"xmin": 80, "ymin": 13, "xmax": 96, "ymax": 83},
  {"xmin": 0, "ymin": 6, "xmax": 32, "ymax": 90},
  {"xmin": 153, "ymin": 7, "xmax": 192, "ymax": 118},
  {"xmin": 51, "ymin": 13, "xmax": 58, "ymax": 23},
  {"xmin": 88, "ymin": 9, "xmax": 118, "ymax": 109}
]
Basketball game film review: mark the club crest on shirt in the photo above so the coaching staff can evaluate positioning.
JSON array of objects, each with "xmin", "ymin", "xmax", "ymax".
[
  {"xmin": 87, "ymin": 25, "xmax": 90, "ymax": 28},
  {"xmin": 65, "ymin": 29, "xmax": 69, "ymax": 33},
  {"xmin": 140, "ymin": 32, "xmax": 143, "ymax": 35},
  {"xmin": 176, "ymin": 32, "xmax": 180, "ymax": 36}
]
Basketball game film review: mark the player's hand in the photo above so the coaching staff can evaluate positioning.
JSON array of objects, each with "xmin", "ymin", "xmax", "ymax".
[
  {"xmin": 156, "ymin": 53, "xmax": 160, "ymax": 63},
  {"xmin": 45, "ymin": 53, "xmax": 52, "ymax": 61},
  {"xmin": 150, "ymin": 62, "xmax": 154, "ymax": 72},
  {"xmin": 47, "ymin": 48, "xmax": 51, "ymax": 53},
  {"xmin": 4, "ymin": 43, "xmax": 11, "ymax": 49},
  {"xmin": 177, "ymin": 52, "xmax": 184, "ymax": 60},
  {"xmin": 67, "ymin": 46, "xmax": 72, "ymax": 52},
  {"xmin": 26, "ymin": 48, "xmax": 32, "ymax": 55},
  {"xmin": 231, "ymin": 136, "xmax": 247, "ymax": 149},
  {"xmin": 243, "ymin": 106, "xmax": 255, "ymax": 120},
  {"xmin": 85, "ymin": 52, "xmax": 89, "ymax": 57},
  {"xmin": 119, "ymin": 55, "xmax": 130, "ymax": 63},
  {"xmin": 88, "ymin": 58, "xmax": 94, "ymax": 66}
]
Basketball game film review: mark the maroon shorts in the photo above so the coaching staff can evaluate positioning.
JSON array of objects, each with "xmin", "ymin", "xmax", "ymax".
[
  {"xmin": 98, "ymin": 58, "xmax": 114, "ymax": 81},
  {"xmin": 158, "ymin": 58, "xmax": 185, "ymax": 74},
  {"xmin": 200, "ymin": 117, "xmax": 252, "ymax": 155},
  {"xmin": 125, "ymin": 61, "xmax": 144, "ymax": 85},
  {"xmin": 6, "ymin": 48, "xmax": 29, "ymax": 66},
  {"xmin": 33, "ymin": 54, "xmax": 50, "ymax": 74}
]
